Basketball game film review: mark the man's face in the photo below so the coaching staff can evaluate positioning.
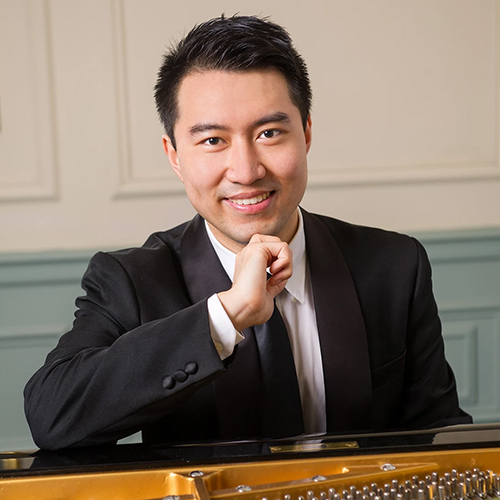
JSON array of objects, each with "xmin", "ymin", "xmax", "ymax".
[{"xmin": 163, "ymin": 69, "xmax": 312, "ymax": 253}]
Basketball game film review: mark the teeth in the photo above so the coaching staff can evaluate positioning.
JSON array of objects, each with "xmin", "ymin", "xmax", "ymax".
[{"xmin": 231, "ymin": 192, "xmax": 270, "ymax": 206}]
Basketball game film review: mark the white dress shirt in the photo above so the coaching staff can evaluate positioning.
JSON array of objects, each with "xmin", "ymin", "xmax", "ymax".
[{"xmin": 205, "ymin": 210, "xmax": 327, "ymax": 434}]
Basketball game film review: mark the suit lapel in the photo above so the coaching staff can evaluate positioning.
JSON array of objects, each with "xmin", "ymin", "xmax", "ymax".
[
  {"xmin": 303, "ymin": 210, "xmax": 372, "ymax": 431},
  {"xmin": 178, "ymin": 212, "xmax": 371, "ymax": 436},
  {"xmin": 179, "ymin": 215, "xmax": 262, "ymax": 438},
  {"xmin": 179, "ymin": 214, "xmax": 232, "ymax": 304}
]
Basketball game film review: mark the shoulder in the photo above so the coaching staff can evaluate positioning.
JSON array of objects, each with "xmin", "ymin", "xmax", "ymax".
[
  {"xmin": 80, "ymin": 220, "xmax": 196, "ymax": 317},
  {"xmin": 142, "ymin": 220, "xmax": 191, "ymax": 250},
  {"xmin": 304, "ymin": 211, "xmax": 425, "ymax": 272},
  {"xmin": 308, "ymin": 210, "xmax": 419, "ymax": 249},
  {"xmin": 104, "ymin": 220, "xmax": 190, "ymax": 259},
  {"xmin": 85, "ymin": 219, "xmax": 192, "ymax": 279}
]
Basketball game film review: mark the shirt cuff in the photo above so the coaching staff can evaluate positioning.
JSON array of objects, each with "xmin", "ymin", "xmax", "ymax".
[{"xmin": 207, "ymin": 294, "xmax": 245, "ymax": 360}]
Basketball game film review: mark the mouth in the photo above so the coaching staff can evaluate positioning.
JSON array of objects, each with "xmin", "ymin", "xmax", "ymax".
[{"xmin": 227, "ymin": 192, "xmax": 272, "ymax": 206}]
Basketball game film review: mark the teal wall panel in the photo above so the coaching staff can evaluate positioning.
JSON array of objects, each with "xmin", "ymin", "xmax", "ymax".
[
  {"xmin": 0, "ymin": 253, "xmax": 93, "ymax": 451},
  {"xmin": 0, "ymin": 333, "xmax": 60, "ymax": 450},
  {"xmin": 418, "ymin": 229, "xmax": 500, "ymax": 423},
  {"xmin": 1, "ymin": 228, "xmax": 499, "ymax": 450}
]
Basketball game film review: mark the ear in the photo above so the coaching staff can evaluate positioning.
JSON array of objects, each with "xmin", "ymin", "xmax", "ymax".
[
  {"xmin": 162, "ymin": 135, "xmax": 184, "ymax": 182},
  {"xmin": 304, "ymin": 115, "xmax": 312, "ymax": 153}
]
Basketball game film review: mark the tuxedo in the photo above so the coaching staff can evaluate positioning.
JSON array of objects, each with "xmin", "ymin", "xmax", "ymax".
[{"xmin": 24, "ymin": 210, "xmax": 470, "ymax": 450}]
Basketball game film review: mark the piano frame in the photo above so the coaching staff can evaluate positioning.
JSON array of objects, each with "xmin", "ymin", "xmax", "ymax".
[{"xmin": 1, "ymin": 424, "xmax": 500, "ymax": 500}]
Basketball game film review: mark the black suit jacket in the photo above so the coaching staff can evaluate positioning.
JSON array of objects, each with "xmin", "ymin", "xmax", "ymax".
[{"xmin": 24, "ymin": 211, "xmax": 470, "ymax": 449}]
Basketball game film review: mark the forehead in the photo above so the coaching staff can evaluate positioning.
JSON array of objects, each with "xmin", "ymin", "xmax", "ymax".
[{"xmin": 174, "ymin": 69, "xmax": 300, "ymax": 128}]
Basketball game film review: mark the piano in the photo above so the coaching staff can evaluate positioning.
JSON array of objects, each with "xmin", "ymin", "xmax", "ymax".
[{"xmin": 1, "ymin": 424, "xmax": 500, "ymax": 500}]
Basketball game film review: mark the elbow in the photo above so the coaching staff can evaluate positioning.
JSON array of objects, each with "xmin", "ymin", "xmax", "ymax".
[
  {"xmin": 25, "ymin": 407, "xmax": 75, "ymax": 451},
  {"xmin": 24, "ymin": 385, "xmax": 80, "ymax": 451}
]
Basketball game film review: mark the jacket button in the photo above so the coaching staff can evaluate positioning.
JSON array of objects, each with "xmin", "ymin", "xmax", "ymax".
[
  {"xmin": 173, "ymin": 369, "xmax": 188, "ymax": 383},
  {"xmin": 162, "ymin": 376, "xmax": 175, "ymax": 389},
  {"xmin": 185, "ymin": 362, "xmax": 198, "ymax": 375}
]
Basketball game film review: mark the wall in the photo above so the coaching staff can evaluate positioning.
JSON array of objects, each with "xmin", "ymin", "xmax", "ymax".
[
  {"xmin": 0, "ymin": 0, "xmax": 499, "ymax": 251},
  {"xmin": 0, "ymin": 0, "xmax": 499, "ymax": 450}
]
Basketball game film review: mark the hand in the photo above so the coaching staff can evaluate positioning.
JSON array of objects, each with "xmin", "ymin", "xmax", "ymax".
[{"xmin": 217, "ymin": 234, "xmax": 293, "ymax": 331}]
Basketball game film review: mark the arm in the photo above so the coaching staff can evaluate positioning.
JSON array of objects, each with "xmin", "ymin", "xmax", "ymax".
[
  {"xmin": 24, "ymin": 251, "xmax": 226, "ymax": 450},
  {"xmin": 24, "ymin": 235, "xmax": 293, "ymax": 450},
  {"xmin": 400, "ymin": 238, "xmax": 472, "ymax": 428}
]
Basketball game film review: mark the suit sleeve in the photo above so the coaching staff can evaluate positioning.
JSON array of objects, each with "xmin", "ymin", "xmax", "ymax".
[
  {"xmin": 400, "ymin": 238, "xmax": 472, "ymax": 428},
  {"xmin": 24, "ymin": 251, "xmax": 226, "ymax": 450}
]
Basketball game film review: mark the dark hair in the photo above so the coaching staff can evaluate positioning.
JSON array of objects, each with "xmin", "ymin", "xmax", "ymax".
[{"xmin": 154, "ymin": 15, "xmax": 312, "ymax": 149}]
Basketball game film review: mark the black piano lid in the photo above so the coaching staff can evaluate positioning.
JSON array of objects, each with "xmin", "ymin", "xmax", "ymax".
[{"xmin": 1, "ymin": 423, "xmax": 500, "ymax": 479}]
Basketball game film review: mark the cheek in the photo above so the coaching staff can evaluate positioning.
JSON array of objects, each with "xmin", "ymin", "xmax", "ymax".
[
  {"xmin": 267, "ymin": 147, "xmax": 307, "ymax": 182},
  {"xmin": 178, "ymin": 158, "xmax": 221, "ymax": 199}
]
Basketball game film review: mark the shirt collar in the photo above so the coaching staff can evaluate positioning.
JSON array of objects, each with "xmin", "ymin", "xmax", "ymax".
[{"xmin": 205, "ymin": 209, "xmax": 307, "ymax": 304}]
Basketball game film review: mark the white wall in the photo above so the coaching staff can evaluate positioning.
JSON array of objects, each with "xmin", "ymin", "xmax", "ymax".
[{"xmin": 1, "ymin": 0, "xmax": 499, "ymax": 253}]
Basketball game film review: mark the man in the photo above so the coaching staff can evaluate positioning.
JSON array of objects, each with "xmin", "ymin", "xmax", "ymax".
[{"xmin": 24, "ymin": 15, "xmax": 470, "ymax": 450}]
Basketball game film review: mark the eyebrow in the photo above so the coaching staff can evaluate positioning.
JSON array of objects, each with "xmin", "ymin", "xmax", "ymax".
[
  {"xmin": 254, "ymin": 112, "xmax": 292, "ymax": 128},
  {"xmin": 188, "ymin": 112, "xmax": 292, "ymax": 137},
  {"xmin": 189, "ymin": 123, "xmax": 228, "ymax": 136}
]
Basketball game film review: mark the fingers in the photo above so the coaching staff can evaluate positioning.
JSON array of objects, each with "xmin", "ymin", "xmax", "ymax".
[
  {"xmin": 266, "ymin": 276, "xmax": 287, "ymax": 298},
  {"xmin": 217, "ymin": 234, "xmax": 293, "ymax": 331},
  {"xmin": 247, "ymin": 233, "xmax": 293, "ymax": 271},
  {"xmin": 268, "ymin": 244, "xmax": 292, "ymax": 277},
  {"xmin": 244, "ymin": 234, "xmax": 293, "ymax": 298},
  {"xmin": 248, "ymin": 233, "xmax": 282, "ymax": 243}
]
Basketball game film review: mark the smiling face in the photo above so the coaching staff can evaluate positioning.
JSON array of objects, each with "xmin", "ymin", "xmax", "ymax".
[{"xmin": 163, "ymin": 69, "xmax": 312, "ymax": 253}]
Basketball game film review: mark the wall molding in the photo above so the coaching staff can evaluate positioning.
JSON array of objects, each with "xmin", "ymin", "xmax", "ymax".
[
  {"xmin": 307, "ymin": 161, "xmax": 500, "ymax": 188},
  {"xmin": 0, "ymin": 251, "xmax": 94, "ymax": 286},
  {"xmin": 439, "ymin": 303, "xmax": 500, "ymax": 315},
  {"xmin": 309, "ymin": 1, "xmax": 500, "ymax": 188},
  {"xmin": 0, "ymin": 325, "xmax": 67, "ymax": 342},
  {"xmin": 1, "ymin": 226, "xmax": 499, "ymax": 282},
  {"xmin": 442, "ymin": 325, "xmax": 478, "ymax": 405},
  {"xmin": 0, "ymin": 0, "xmax": 58, "ymax": 202},
  {"xmin": 108, "ymin": 0, "xmax": 500, "ymax": 196},
  {"xmin": 110, "ymin": 0, "xmax": 183, "ymax": 198},
  {"xmin": 415, "ymin": 227, "xmax": 500, "ymax": 264}
]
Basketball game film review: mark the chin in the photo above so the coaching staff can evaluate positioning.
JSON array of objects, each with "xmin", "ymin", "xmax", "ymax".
[{"xmin": 230, "ymin": 232, "xmax": 254, "ymax": 246}]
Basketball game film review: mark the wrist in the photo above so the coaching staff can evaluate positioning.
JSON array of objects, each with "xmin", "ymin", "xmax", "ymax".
[{"xmin": 217, "ymin": 290, "xmax": 248, "ymax": 332}]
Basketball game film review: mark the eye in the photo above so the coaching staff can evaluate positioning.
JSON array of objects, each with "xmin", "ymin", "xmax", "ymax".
[
  {"xmin": 259, "ymin": 129, "xmax": 281, "ymax": 140},
  {"xmin": 203, "ymin": 137, "xmax": 221, "ymax": 146}
]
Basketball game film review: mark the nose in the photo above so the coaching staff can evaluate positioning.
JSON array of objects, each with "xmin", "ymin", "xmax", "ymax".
[{"xmin": 225, "ymin": 139, "xmax": 266, "ymax": 185}]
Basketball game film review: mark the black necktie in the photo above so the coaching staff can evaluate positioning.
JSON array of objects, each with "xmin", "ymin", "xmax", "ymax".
[{"xmin": 253, "ymin": 301, "xmax": 304, "ymax": 437}]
